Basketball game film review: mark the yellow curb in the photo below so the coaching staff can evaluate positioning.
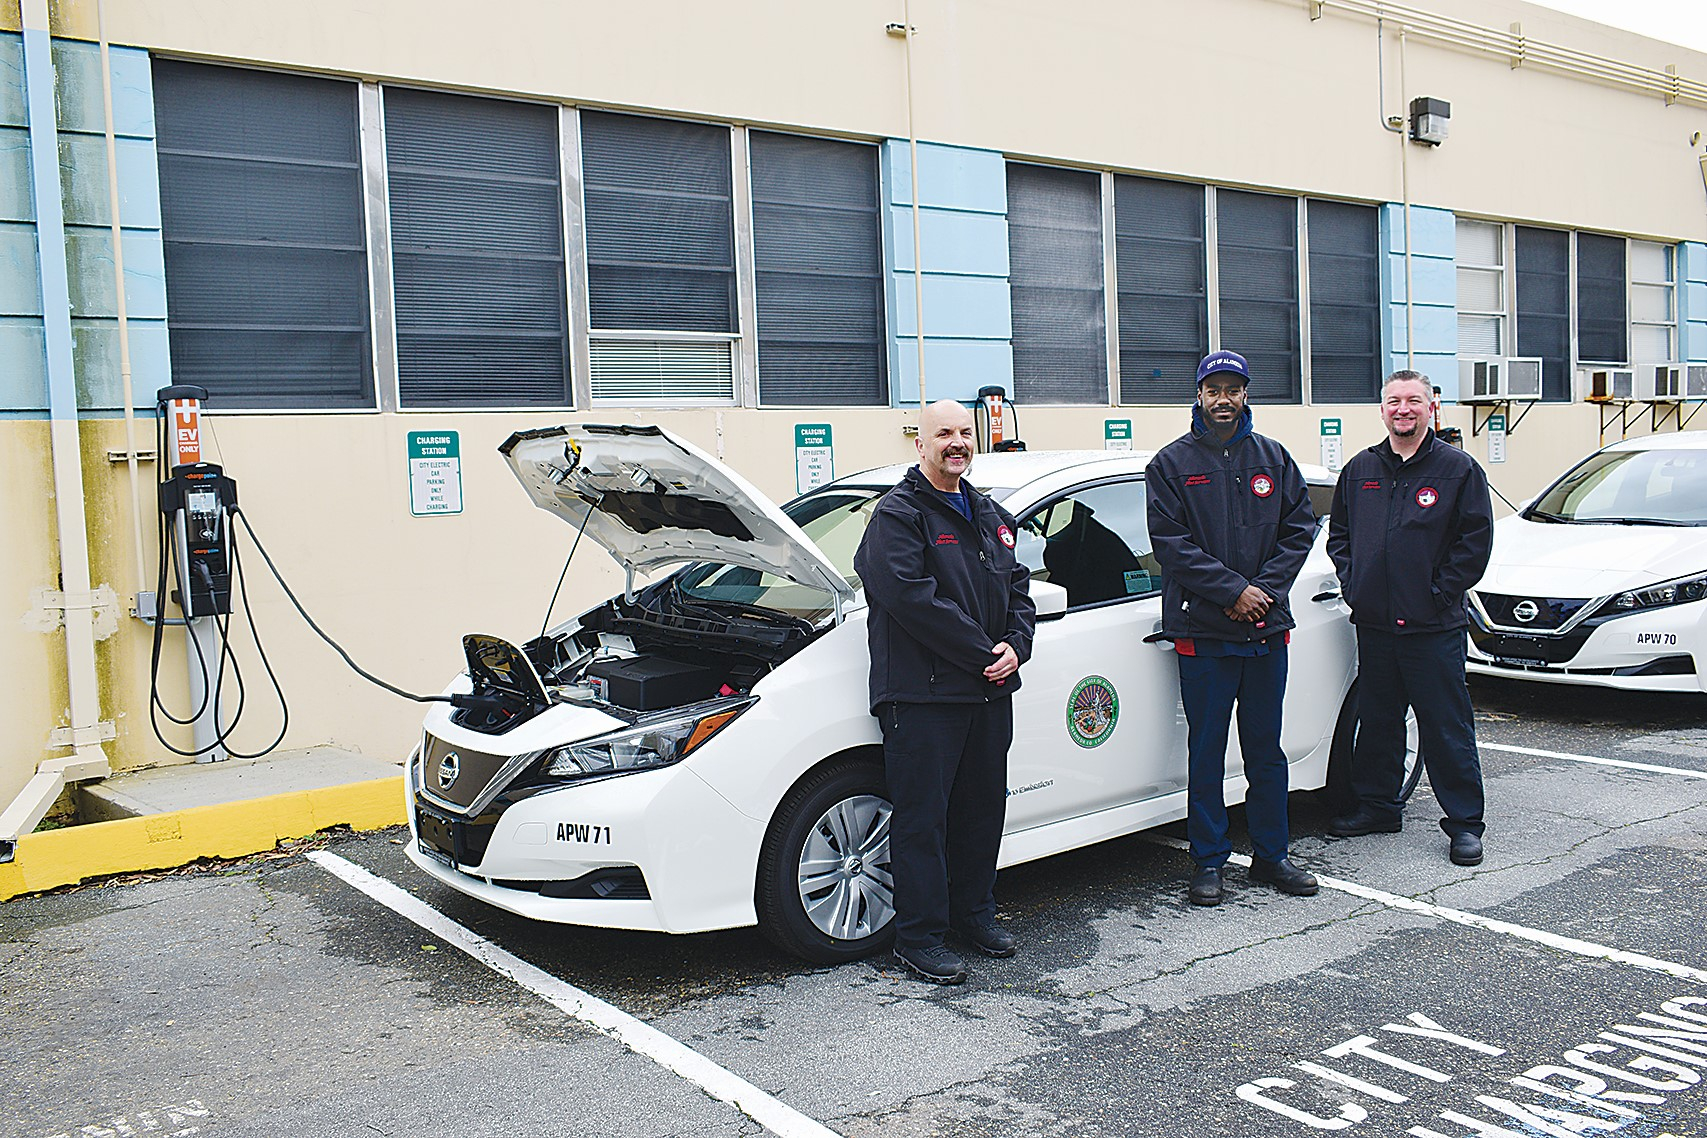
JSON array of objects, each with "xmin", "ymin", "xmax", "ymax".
[{"xmin": 0, "ymin": 775, "xmax": 407, "ymax": 901}]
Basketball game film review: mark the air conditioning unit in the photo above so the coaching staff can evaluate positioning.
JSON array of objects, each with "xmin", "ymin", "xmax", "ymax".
[
  {"xmin": 1635, "ymin": 363, "xmax": 1684, "ymax": 403},
  {"xmin": 1686, "ymin": 364, "xmax": 1707, "ymax": 401},
  {"xmin": 1502, "ymin": 357, "xmax": 1543, "ymax": 400},
  {"xmin": 1459, "ymin": 358, "xmax": 1542, "ymax": 403},
  {"xmin": 1579, "ymin": 367, "xmax": 1634, "ymax": 402},
  {"xmin": 1458, "ymin": 359, "xmax": 1503, "ymax": 403}
]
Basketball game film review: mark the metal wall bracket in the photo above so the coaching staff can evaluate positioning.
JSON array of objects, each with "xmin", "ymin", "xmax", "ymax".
[
  {"xmin": 47, "ymin": 721, "xmax": 117, "ymax": 749},
  {"xmin": 106, "ymin": 448, "xmax": 158, "ymax": 464},
  {"xmin": 26, "ymin": 585, "xmax": 119, "ymax": 633}
]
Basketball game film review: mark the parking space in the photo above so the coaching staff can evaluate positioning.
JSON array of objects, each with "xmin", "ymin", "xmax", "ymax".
[{"xmin": 6, "ymin": 684, "xmax": 1707, "ymax": 1138}]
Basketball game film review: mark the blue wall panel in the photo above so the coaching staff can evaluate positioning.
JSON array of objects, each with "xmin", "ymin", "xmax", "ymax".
[
  {"xmin": 882, "ymin": 140, "xmax": 1014, "ymax": 405},
  {"xmin": 1679, "ymin": 242, "xmax": 1707, "ymax": 365},
  {"xmin": 1380, "ymin": 203, "xmax": 1460, "ymax": 399}
]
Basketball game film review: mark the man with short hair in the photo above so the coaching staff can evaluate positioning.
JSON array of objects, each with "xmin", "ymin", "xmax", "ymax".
[
  {"xmin": 1147, "ymin": 350, "xmax": 1319, "ymax": 907},
  {"xmin": 854, "ymin": 399, "xmax": 1035, "ymax": 983},
  {"xmin": 1326, "ymin": 370, "xmax": 1494, "ymax": 866}
]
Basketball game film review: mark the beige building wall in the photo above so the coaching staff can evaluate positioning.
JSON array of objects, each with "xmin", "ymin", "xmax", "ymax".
[{"xmin": 6, "ymin": 0, "xmax": 1707, "ymax": 818}]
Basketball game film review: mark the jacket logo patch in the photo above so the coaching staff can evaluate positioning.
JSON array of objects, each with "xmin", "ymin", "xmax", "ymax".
[
  {"xmin": 1251, "ymin": 474, "xmax": 1274, "ymax": 498},
  {"xmin": 1361, "ymin": 480, "xmax": 1382, "ymax": 490},
  {"xmin": 1416, "ymin": 486, "xmax": 1439, "ymax": 508},
  {"xmin": 997, "ymin": 525, "xmax": 1015, "ymax": 548},
  {"xmin": 934, "ymin": 533, "xmax": 959, "ymax": 546},
  {"xmin": 1185, "ymin": 474, "xmax": 1212, "ymax": 487}
]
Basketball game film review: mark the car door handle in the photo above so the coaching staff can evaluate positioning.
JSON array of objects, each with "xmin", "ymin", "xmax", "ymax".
[{"xmin": 1312, "ymin": 590, "xmax": 1342, "ymax": 603}]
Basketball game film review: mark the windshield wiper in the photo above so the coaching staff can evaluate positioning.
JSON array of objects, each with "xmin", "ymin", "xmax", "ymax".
[
  {"xmin": 1524, "ymin": 509, "xmax": 1567, "ymax": 523},
  {"xmin": 1597, "ymin": 517, "xmax": 1697, "ymax": 527}
]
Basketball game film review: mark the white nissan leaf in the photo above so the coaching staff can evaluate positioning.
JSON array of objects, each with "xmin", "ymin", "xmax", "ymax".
[
  {"xmin": 1468, "ymin": 431, "xmax": 1707, "ymax": 692},
  {"xmin": 403, "ymin": 424, "xmax": 1386, "ymax": 962}
]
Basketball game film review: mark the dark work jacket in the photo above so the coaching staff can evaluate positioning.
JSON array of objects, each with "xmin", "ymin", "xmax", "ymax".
[
  {"xmin": 1146, "ymin": 406, "xmax": 1316, "ymax": 643},
  {"xmin": 1327, "ymin": 431, "xmax": 1494, "ymax": 634},
  {"xmin": 854, "ymin": 465, "xmax": 1035, "ymax": 711}
]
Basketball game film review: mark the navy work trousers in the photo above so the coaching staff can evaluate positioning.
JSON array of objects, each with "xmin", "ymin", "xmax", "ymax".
[
  {"xmin": 1351, "ymin": 626, "xmax": 1486, "ymax": 838},
  {"xmin": 1177, "ymin": 646, "xmax": 1292, "ymax": 868},
  {"xmin": 880, "ymin": 699, "xmax": 1012, "ymax": 951}
]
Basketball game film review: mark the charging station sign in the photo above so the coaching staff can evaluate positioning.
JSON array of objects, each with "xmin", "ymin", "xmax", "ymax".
[
  {"xmin": 795, "ymin": 423, "xmax": 834, "ymax": 495},
  {"xmin": 408, "ymin": 432, "xmax": 463, "ymax": 516}
]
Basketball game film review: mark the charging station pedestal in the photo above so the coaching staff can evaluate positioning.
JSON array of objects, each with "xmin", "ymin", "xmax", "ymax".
[{"xmin": 159, "ymin": 385, "xmax": 233, "ymax": 762}]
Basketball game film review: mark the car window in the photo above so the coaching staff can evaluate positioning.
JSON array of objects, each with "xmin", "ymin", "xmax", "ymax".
[
  {"xmin": 1532, "ymin": 449, "xmax": 1707, "ymax": 525},
  {"xmin": 1307, "ymin": 482, "xmax": 1334, "ymax": 530},
  {"xmin": 673, "ymin": 488, "xmax": 885, "ymax": 620},
  {"xmin": 1017, "ymin": 480, "xmax": 1160, "ymax": 608}
]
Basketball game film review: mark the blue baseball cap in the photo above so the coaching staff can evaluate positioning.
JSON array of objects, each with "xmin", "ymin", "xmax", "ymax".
[{"xmin": 1196, "ymin": 350, "xmax": 1250, "ymax": 387}]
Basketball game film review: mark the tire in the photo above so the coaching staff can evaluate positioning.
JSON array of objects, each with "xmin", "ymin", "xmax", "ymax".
[
  {"xmin": 756, "ymin": 759, "xmax": 896, "ymax": 964},
  {"xmin": 1323, "ymin": 681, "xmax": 1422, "ymax": 815}
]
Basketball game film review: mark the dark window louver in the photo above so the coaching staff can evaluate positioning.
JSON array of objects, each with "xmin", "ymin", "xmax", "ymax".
[
  {"xmin": 153, "ymin": 60, "xmax": 372, "ymax": 409},
  {"xmin": 750, "ymin": 132, "xmax": 886, "ymax": 406},
  {"xmin": 1577, "ymin": 231, "xmax": 1628, "ymax": 367},
  {"xmin": 1114, "ymin": 176, "xmax": 1207, "ymax": 402},
  {"xmin": 1516, "ymin": 226, "xmax": 1571, "ymax": 401},
  {"xmin": 1218, "ymin": 189, "xmax": 1301, "ymax": 404},
  {"xmin": 580, "ymin": 111, "xmax": 736, "ymax": 333},
  {"xmin": 1007, "ymin": 163, "xmax": 1107, "ymax": 405},
  {"xmin": 385, "ymin": 88, "xmax": 568, "ymax": 408},
  {"xmin": 1306, "ymin": 200, "xmax": 1380, "ymax": 403}
]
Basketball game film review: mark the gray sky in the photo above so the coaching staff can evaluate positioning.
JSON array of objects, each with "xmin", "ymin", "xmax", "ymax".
[{"xmin": 1528, "ymin": 1, "xmax": 1707, "ymax": 53}]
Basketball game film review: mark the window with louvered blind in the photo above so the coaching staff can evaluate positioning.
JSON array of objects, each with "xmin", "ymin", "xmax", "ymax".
[
  {"xmin": 1577, "ymin": 232, "xmax": 1628, "ymax": 366},
  {"xmin": 1630, "ymin": 239, "xmax": 1676, "ymax": 363},
  {"xmin": 581, "ymin": 111, "xmax": 736, "ymax": 334},
  {"xmin": 154, "ymin": 60, "xmax": 372, "ymax": 409},
  {"xmin": 1007, "ymin": 163, "xmax": 1106, "ymax": 405},
  {"xmin": 1456, "ymin": 219, "xmax": 1507, "ymax": 360},
  {"xmin": 750, "ymin": 132, "xmax": 885, "ymax": 406},
  {"xmin": 1114, "ymin": 176, "xmax": 1207, "ymax": 402},
  {"xmin": 1217, "ymin": 189, "xmax": 1300, "ymax": 403},
  {"xmin": 1515, "ymin": 226, "xmax": 1571, "ymax": 401},
  {"xmin": 1307, "ymin": 200, "xmax": 1380, "ymax": 403},
  {"xmin": 385, "ymin": 88, "xmax": 568, "ymax": 408}
]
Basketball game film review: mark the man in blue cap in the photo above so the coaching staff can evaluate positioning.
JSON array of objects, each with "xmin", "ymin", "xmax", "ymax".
[{"xmin": 1146, "ymin": 350, "xmax": 1319, "ymax": 906}]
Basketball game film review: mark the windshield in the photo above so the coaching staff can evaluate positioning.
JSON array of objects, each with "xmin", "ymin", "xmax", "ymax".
[
  {"xmin": 672, "ymin": 487, "xmax": 887, "ymax": 620},
  {"xmin": 1529, "ymin": 448, "xmax": 1707, "ymax": 526}
]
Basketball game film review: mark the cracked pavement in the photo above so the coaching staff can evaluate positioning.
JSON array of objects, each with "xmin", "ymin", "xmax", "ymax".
[{"xmin": 4, "ymin": 675, "xmax": 1706, "ymax": 1137}]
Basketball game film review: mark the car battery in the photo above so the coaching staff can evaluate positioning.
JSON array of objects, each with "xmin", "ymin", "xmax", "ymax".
[{"xmin": 585, "ymin": 655, "xmax": 721, "ymax": 711}]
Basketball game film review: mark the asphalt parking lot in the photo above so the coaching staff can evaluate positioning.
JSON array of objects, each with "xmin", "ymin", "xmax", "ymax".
[{"xmin": 5, "ymin": 676, "xmax": 1707, "ymax": 1138}]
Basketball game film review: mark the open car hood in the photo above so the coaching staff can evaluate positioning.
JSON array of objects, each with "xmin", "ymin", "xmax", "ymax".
[{"xmin": 500, "ymin": 424, "xmax": 855, "ymax": 602}]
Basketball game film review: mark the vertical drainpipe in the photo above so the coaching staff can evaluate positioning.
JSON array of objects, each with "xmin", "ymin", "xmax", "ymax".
[{"xmin": 0, "ymin": 0, "xmax": 113, "ymax": 859}]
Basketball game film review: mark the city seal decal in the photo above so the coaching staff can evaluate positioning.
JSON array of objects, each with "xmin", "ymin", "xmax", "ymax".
[
  {"xmin": 1066, "ymin": 675, "xmax": 1119, "ymax": 748},
  {"xmin": 1251, "ymin": 474, "xmax": 1275, "ymax": 498},
  {"xmin": 1416, "ymin": 486, "xmax": 1439, "ymax": 508}
]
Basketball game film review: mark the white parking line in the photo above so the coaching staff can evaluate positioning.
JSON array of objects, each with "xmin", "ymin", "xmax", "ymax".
[
  {"xmin": 306, "ymin": 851, "xmax": 842, "ymax": 1138},
  {"xmin": 1481, "ymin": 741, "xmax": 1707, "ymax": 780},
  {"xmin": 1145, "ymin": 837, "xmax": 1707, "ymax": 985}
]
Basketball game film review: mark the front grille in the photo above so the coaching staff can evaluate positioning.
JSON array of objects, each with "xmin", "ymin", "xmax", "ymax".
[
  {"xmin": 420, "ymin": 735, "xmax": 524, "ymax": 813},
  {"xmin": 1474, "ymin": 592, "xmax": 1592, "ymax": 631},
  {"xmin": 1470, "ymin": 627, "xmax": 1592, "ymax": 665},
  {"xmin": 415, "ymin": 796, "xmax": 499, "ymax": 869}
]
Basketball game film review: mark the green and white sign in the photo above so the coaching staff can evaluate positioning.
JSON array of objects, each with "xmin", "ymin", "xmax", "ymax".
[
  {"xmin": 407, "ymin": 431, "xmax": 463, "ymax": 516},
  {"xmin": 1104, "ymin": 419, "xmax": 1133, "ymax": 451},
  {"xmin": 795, "ymin": 423, "xmax": 834, "ymax": 494},
  {"xmin": 1319, "ymin": 418, "xmax": 1344, "ymax": 472},
  {"xmin": 1487, "ymin": 413, "xmax": 1507, "ymax": 465}
]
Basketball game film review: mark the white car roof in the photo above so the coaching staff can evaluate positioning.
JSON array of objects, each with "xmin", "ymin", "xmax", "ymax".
[
  {"xmin": 828, "ymin": 448, "xmax": 1333, "ymax": 494},
  {"xmin": 1603, "ymin": 430, "xmax": 1707, "ymax": 453}
]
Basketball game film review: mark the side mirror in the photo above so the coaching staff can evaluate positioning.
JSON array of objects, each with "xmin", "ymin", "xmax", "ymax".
[{"xmin": 1032, "ymin": 580, "xmax": 1068, "ymax": 622}]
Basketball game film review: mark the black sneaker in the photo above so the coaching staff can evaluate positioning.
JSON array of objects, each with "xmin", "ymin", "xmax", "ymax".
[
  {"xmin": 1449, "ymin": 833, "xmax": 1484, "ymax": 866},
  {"xmin": 1250, "ymin": 857, "xmax": 1320, "ymax": 896},
  {"xmin": 953, "ymin": 919, "xmax": 1017, "ymax": 958},
  {"xmin": 1327, "ymin": 808, "xmax": 1403, "ymax": 838},
  {"xmin": 893, "ymin": 943, "xmax": 968, "ymax": 984},
  {"xmin": 1189, "ymin": 864, "xmax": 1224, "ymax": 906}
]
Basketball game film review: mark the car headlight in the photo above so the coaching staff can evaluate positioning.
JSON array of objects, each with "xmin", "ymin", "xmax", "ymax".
[
  {"xmin": 1597, "ymin": 572, "xmax": 1707, "ymax": 617},
  {"xmin": 534, "ymin": 696, "xmax": 755, "ymax": 781}
]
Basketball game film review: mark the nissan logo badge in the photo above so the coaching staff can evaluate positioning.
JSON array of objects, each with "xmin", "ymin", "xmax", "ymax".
[
  {"xmin": 437, "ymin": 752, "xmax": 461, "ymax": 791},
  {"xmin": 1512, "ymin": 600, "xmax": 1540, "ymax": 624}
]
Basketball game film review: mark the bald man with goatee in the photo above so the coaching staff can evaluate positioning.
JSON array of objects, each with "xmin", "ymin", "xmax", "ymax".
[{"xmin": 854, "ymin": 400, "xmax": 1035, "ymax": 984}]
